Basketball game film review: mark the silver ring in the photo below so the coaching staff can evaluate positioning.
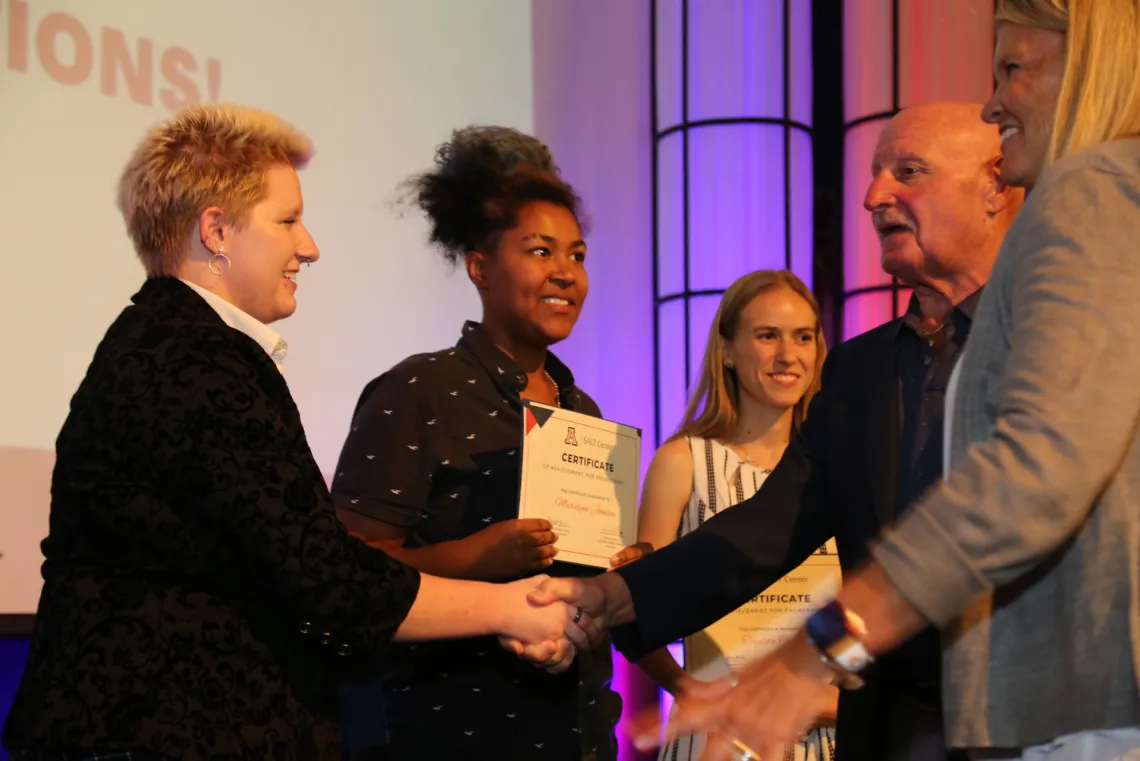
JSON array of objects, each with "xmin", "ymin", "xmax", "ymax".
[{"xmin": 573, "ymin": 607, "xmax": 583, "ymax": 624}]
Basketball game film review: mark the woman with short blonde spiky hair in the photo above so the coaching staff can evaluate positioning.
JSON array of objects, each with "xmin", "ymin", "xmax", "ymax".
[
  {"xmin": 118, "ymin": 101, "xmax": 319, "ymax": 324},
  {"xmin": 3, "ymin": 103, "xmax": 592, "ymax": 761},
  {"xmin": 119, "ymin": 103, "xmax": 313, "ymax": 273}
]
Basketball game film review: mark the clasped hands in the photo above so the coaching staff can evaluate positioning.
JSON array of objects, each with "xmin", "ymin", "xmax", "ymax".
[
  {"xmin": 502, "ymin": 543, "xmax": 644, "ymax": 670},
  {"xmin": 453, "ymin": 516, "xmax": 604, "ymax": 674},
  {"xmin": 492, "ymin": 542, "xmax": 628, "ymax": 674},
  {"xmin": 494, "ymin": 574, "xmax": 605, "ymax": 674},
  {"xmin": 500, "ymin": 569, "xmax": 839, "ymax": 760},
  {"xmin": 491, "ymin": 539, "xmax": 646, "ymax": 681}
]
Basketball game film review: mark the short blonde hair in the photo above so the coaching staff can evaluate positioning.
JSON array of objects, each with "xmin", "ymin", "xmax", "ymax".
[
  {"xmin": 117, "ymin": 103, "xmax": 313, "ymax": 277},
  {"xmin": 671, "ymin": 270, "xmax": 826, "ymax": 444},
  {"xmin": 996, "ymin": 0, "xmax": 1140, "ymax": 165}
]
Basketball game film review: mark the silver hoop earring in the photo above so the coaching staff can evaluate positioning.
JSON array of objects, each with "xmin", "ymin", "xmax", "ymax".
[{"xmin": 208, "ymin": 247, "xmax": 230, "ymax": 276}]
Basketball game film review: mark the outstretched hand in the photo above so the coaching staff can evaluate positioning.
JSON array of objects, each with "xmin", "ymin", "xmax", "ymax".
[{"xmin": 631, "ymin": 632, "xmax": 836, "ymax": 758}]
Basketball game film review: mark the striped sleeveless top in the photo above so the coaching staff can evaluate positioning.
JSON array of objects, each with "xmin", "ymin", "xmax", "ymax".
[{"xmin": 658, "ymin": 437, "xmax": 837, "ymax": 761}]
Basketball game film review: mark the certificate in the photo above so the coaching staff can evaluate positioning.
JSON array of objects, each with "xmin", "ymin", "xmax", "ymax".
[
  {"xmin": 517, "ymin": 401, "xmax": 641, "ymax": 568},
  {"xmin": 685, "ymin": 539, "xmax": 842, "ymax": 680}
]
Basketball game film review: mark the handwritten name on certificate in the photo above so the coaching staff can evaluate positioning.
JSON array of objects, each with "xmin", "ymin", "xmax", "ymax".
[
  {"xmin": 517, "ymin": 402, "xmax": 641, "ymax": 569},
  {"xmin": 685, "ymin": 539, "xmax": 842, "ymax": 681}
]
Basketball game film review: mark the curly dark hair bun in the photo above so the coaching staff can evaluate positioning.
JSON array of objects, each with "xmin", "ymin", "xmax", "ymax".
[{"xmin": 405, "ymin": 125, "xmax": 582, "ymax": 263}]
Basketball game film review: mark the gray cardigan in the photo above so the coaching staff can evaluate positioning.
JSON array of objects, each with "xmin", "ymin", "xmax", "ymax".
[{"xmin": 873, "ymin": 138, "xmax": 1140, "ymax": 750}]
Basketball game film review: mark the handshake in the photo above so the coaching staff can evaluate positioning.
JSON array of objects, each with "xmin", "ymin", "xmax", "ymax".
[
  {"xmin": 493, "ymin": 572, "xmax": 633, "ymax": 674},
  {"xmin": 489, "ymin": 542, "xmax": 842, "ymax": 760},
  {"xmin": 448, "ymin": 517, "xmax": 646, "ymax": 674}
]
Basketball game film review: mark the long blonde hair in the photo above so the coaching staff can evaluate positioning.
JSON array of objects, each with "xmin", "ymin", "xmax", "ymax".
[
  {"xmin": 670, "ymin": 270, "xmax": 826, "ymax": 444},
  {"xmin": 995, "ymin": 0, "xmax": 1140, "ymax": 165}
]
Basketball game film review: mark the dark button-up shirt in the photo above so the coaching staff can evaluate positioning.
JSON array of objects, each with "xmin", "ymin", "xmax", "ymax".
[
  {"xmin": 888, "ymin": 289, "xmax": 981, "ymax": 704},
  {"xmin": 332, "ymin": 322, "xmax": 619, "ymax": 761}
]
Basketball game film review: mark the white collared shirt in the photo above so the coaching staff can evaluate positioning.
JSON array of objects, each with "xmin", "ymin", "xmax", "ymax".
[
  {"xmin": 943, "ymin": 349, "xmax": 964, "ymax": 477},
  {"xmin": 179, "ymin": 279, "xmax": 288, "ymax": 373}
]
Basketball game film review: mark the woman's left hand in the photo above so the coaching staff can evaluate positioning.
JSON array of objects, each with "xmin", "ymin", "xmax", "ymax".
[{"xmin": 632, "ymin": 632, "xmax": 836, "ymax": 756}]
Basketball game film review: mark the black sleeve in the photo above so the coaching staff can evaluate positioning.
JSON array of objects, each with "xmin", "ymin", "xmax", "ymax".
[
  {"xmin": 331, "ymin": 361, "xmax": 435, "ymax": 529},
  {"xmin": 611, "ymin": 348, "xmax": 842, "ymax": 660},
  {"xmin": 142, "ymin": 330, "xmax": 422, "ymax": 655}
]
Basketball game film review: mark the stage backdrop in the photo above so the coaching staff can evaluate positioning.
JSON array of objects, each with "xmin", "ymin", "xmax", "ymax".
[{"xmin": 0, "ymin": 0, "xmax": 537, "ymax": 616}]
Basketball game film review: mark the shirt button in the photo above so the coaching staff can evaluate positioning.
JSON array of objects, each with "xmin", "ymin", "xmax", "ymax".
[
  {"xmin": 320, "ymin": 631, "xmax": 333, "ymax": 645},
  {"xmin": 923, "ymin": 355, "xmax": 932, "ymax": 366},
  {"xmin": 298, "ymin": 621, "xmax": 313, "ymax": 635},
  {"xmin": 337, "ymin": 643, "xmax": 353, "ymax": 656}
]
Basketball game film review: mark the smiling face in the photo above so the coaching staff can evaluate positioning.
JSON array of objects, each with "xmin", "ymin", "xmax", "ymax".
[
  {"xmin": 207, "ymin": 163, "xmax": 319, "ymax": 324},
  {"xmin": 982, "ymin": 23, "xmax": 1066, "ymax": 188},
  {"xmin": 863, "ymin": 103, "xmax": 1006, "ymax": 289},
  {"xmin": 467, "ymin": 201, "xmax": 588, "ymax": 348},
  {"xmin": 723, "ymin": 285, "xmax": 819, "ymax": 412}
]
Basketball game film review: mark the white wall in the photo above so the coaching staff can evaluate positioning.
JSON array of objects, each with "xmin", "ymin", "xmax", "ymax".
[{"xmin": 0, "ymin": 0, "xmax": 533, "ymax": 614}]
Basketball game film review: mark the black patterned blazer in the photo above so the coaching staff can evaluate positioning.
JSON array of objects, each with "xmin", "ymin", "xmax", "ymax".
[{"xmin": 2, "ymin": 277, "xmax": 421, "ymax": 760}]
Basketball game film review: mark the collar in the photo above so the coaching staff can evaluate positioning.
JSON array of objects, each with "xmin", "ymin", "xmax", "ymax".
[
  {"xmin": 179, "ymin": 279, "xmax": 288, "ymax": 371},
  {"xmin": 457, "ymin": 320, "xmax": 577, "ymax": 397},
  {"xmin": 899, "ymin": 286, "xmax": 983, "ymax": 344}
]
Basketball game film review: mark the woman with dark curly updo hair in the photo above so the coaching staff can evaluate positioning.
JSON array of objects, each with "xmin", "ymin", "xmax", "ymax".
[{"xmin": 331, "ymin": 127, "xmax": 620, "ymax": 761}]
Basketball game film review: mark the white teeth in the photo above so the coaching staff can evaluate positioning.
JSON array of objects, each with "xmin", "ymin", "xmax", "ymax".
[
  {"xmin": 541, "ymin": 297, "xmax": 570, "ymax": 306},
  {"xmin": 769, "ymin": 373, "xmax": 798, "ymax": 382},
  {"xmin": 283, "ymin": 272, "xmax": 296, "ymax": 281},
  {"xmin": 1001, "ymin": 127, "xmax": 1020, "ymax": 143}
]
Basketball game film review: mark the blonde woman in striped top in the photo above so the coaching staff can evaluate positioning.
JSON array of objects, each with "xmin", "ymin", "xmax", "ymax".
[{"xmin": 610, "ymin": 270, "xmax": 836, "ymax": 761}]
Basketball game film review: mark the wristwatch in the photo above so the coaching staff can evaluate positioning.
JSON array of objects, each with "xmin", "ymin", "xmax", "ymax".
[{"xmin": 804, "ymin": 599, "xmax": 874, "ymax": 689}]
